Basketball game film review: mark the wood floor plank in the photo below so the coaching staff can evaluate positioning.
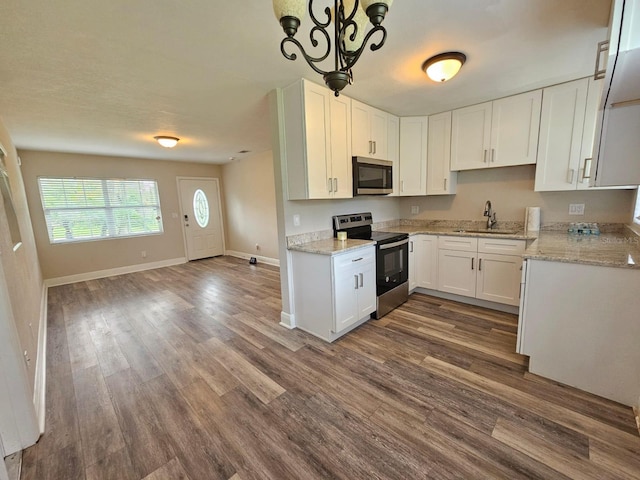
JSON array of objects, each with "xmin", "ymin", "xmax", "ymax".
[
  {"xmin": 85, "ymin": 448, "xmax": 137, "ymax": 480},
  {"xmin": 105, "ymin": 369, "xmax": 176, "ymax": 478},
  {"xmin": 142, "ymin": 458, "xmax": 191, "ymax": 480},
  {"xmin": 72, "ymin": 365, "xmax": 126, "ymax": 468},
  {"xmin": 589, "ymin": 438, "xmax": 640, "ymax": 479}
]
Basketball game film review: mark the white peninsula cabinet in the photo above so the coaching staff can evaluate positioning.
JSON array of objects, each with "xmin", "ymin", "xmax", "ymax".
[
  {"xmin": 291, "ymin": 246, "xmax": 376, "ymax": 342},
  {"xmin": 437, "ymin": 236, "xmax": 524, "ymax": 307},
  {"xmin": 282, "ymin": 79, "xmax": 352, "ymax": 200},
  {"xmin": 351, "ymin": 99, "xmax": 388, "ymax": 160},
  {"xmin": 399, "ymin": 116, "xmax": 428, "ymax": 196},
  {"xmin": 518, "ymin": 259, "xmax": 640, "ymax": 406},
  {"xmin": 451, "ymin": 90, "xmax": 541, "ymax": 171}
]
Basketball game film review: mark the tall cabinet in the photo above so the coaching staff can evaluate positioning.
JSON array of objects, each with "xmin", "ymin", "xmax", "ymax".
[
  {"xmin": 282, "ymin": 79, "xmax": 352, "ymax": 199},
  {"xmin": 399, "ymin": 116, "xmax": 428, "ymax": 196},
  {"xmin": 427, "ymin": 111, "xmax": 456, "ymax": 195}
]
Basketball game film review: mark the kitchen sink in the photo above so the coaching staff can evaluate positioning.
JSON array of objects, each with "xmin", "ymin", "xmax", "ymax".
[{"xmin": 453, "ymin": 229, "xmax": 518, "ymax": 235}]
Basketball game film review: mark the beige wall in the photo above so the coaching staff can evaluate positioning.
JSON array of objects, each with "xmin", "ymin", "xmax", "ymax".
[
  {"xmin": 221, "ymin": 150, "xmax": 279, "ymax": 261},
  {"xmin": 399, "ymin": 165, "xmax": 636, "ymax": 224},
  {"xmin": 0, "ymin": 119, "xmax": 43, "ymax": 391},
  {"xmin": 20, "ymin": 150, "xmax": 221, "ymax": 280}
]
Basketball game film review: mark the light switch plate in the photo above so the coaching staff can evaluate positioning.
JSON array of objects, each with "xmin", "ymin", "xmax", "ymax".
[
  {"xmin": 293, "ymin": 214, "xmax": 301, "ymax": 227},
  {"xmin": 569, "ymin": 203, "xmax": 585, "ymax": 215}
]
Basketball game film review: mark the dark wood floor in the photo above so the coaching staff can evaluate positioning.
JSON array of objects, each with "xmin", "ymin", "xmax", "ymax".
[{"xmin": 21, "ymin": 256, "xmax": 640, "ymax": 479}]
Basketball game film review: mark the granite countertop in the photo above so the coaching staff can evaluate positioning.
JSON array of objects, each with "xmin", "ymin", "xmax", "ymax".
[
  {"xmin": 288, "ymin": 238, "xmax": 375, "ymax": 256},
  {"xmin": 375, "ymin": 225, "xmax": 535, "ymax": 240},
  {"xmin": 523, "ymin": 229, "xmax": 640, "ymax": 269}
]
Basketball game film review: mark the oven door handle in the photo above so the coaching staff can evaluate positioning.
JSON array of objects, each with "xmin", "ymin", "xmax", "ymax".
[{"xmin": 378, "ymin": 238, "xmax": 409, "ymax": 250}]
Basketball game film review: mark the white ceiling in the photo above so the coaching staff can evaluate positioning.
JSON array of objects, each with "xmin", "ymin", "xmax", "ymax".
[{"xmin": 0, "ymin": 0, "xmax": 612, "ymax": 164}]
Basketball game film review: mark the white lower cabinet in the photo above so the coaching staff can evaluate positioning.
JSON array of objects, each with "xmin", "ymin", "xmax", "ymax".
[
  {"xmin": 409, "ymin": 235, "xmax": 438, "ymax": 291},
  {"xmin": 291, "ymin": 246, "xmax": 375, "ymax": 342},
  {"xmin": 436, "ymin": 236, "xmax": 524, "ymax": 307}
]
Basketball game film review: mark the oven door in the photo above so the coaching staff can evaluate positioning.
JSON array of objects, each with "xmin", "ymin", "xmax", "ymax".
[{"xmin": 376, "ymin": 238, "xmax": 409, "ymax": 295}]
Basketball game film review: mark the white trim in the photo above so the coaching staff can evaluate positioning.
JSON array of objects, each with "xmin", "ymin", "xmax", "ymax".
[
  {"xmin": 411, "ymin": 287, "xmax": 519, "ymax": 314},
  {"xmin": 279, "ymin": 311, "xmax": 295, "ymax": 329},
  {"xmin": 225, "ymin": 250, "xmax": 280, "ymax": 267},
  {"xmin": 44, "ymin": 257, "xmax": 186, "ymax": 287},
  {"xmin": 33, "ymin": 284, "xmax": 48, "ymax": 434}
]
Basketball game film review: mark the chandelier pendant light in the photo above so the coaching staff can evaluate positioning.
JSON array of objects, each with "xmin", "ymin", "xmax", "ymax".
[{"xmin": 273, "ymin": 0, "xmax": 393, "ymax": 96}]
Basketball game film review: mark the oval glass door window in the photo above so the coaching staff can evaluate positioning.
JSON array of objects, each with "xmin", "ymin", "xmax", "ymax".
[{"xmin": 193, "ymin": 189, "xmax": 209, "ymax": 228}]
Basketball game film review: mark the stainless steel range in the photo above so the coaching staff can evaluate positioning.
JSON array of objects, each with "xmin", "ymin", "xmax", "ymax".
[{"xmin": 332, "ymin": 212, "xmax": 409, "ymax": 319}]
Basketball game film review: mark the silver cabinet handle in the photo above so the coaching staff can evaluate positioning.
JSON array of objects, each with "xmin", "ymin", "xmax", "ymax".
[
  {"xmin": 328, "ymin": 178, "xmax": 333, "ymax": 192},
  {"xmin": 351, "ymin": 257, "xmax": 363, "ymax": 262},
  {"xmin": 401, "ymin": 180, "xmax": 404, "ymax": 192},
  {"xmin": 479, "ymin": 258, "xmax": 482, "ymax": 271},
  {"xmin": 582, "ymin": 158, "xmax": 592, "ymax": 180},
  {"xmin": 333, "ymin": 177, "xmax": 338, "ymax": 192},
  {"xmin": 354, "ymin": 275, "xmax": 359, "ymax": 289},
  {"xmin": 369, "ymin": 140, "xmax": 373, "ymax": 154},
  {"xmin": 594, "ymin": 40, "xmax": 609, "ymax": 80},
  {"xmin": 373, "ymin": 141, "xmax": 377, "ymax": 155},
  {"xmin": 359, "ymin": 273, "xmax": 363, "ymax": 288},
  {"xmin": 471, "ymin": 257, "xmax": 475, "ymax": 270},
  {"xmin": 444, "ymin": 178, "xmax": 447, "ymax": 190},
  {"xmin": 409, "ymin": 241, "xmax": 413, "ymax": 253},
  {"xmin": 567, "ymin": 168, "xmax": 575, "ymax": 184},
  {"xmin": 483, "ymin": 150, "xmax": 488, "ymax": 163},
  {"xmin": 491, "ymin": 148, "xmax": 495, "ymax": 163}
]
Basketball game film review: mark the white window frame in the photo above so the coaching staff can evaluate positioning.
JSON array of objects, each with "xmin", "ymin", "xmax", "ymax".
[{"xmin": 38, "ymin": 177, "xmax": 164, "ymax": 244}]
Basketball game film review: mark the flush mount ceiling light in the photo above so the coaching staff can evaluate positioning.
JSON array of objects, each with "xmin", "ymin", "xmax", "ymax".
[
  {"xmin": 154, "ymin": 136, "xmax": 180, "ymax": 148},
  {"xmin": 273, "ymin": 0, "xmax": 393, "ymax": 96},
  {"xmin": 422, "ymin": 52, "xmax": 467, "ymax": 83}
]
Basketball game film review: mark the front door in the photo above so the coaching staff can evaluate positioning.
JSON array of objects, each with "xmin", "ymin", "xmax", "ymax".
[{"xmin": 178, "ymin": 178, "xmax": 224, "ymax": 261}]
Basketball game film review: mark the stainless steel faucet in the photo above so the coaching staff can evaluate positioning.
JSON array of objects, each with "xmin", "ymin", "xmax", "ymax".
[{"xmin": 484, "ymin": 200, "xmax": 497, "ymax": 229}]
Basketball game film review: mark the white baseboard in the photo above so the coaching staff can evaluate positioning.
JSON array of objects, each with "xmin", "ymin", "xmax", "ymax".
[
  {"xmin": 280, "ymin": 311, "xmax": 295, "ymax": 329},
  {"xmin": 33, "ymin": 283, "xmax": 48, "ymax": 435},
  {"xmin": 225, "ymin": 250, "xmax": 280, "ymax": 267},
  {"xmin": 44, "ymin": 257, "xmax": 187, "ymax": 287}
]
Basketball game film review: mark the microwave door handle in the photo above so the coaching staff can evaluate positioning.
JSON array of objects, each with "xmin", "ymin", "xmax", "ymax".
[{"xmin": 379, "ymin": 238, "xmax": 409, "ymax": 250}]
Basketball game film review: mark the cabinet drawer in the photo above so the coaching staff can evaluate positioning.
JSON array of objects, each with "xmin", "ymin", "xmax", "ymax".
[
  {"xmin": 478, "ymin": 238, "xmax": 525, "ymax": 255},
  {"xmin": 333, "ymin": 246, "xmax": 375, "ymax": 269},
  {"xmin": 438, "ymin": 236, "xmax": 478, "ymax": 252}
]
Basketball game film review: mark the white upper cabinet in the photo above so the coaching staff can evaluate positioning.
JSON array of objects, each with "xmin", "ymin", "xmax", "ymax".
[
  {"xmin": 451, "ymin": 90, "xmax": 542, "ymax": 171},
  {"xmin": 282, "ymin": 79, "xmax": 352, "ymax": 200},
  {"xmin": 351, "ymin": 99, "xmax": 389, "ymax": 160},
  {"xmin": 427, "ymin": 111, "xmax": 456, "ymax": 195},
  {"xmin": 399, "ymin": 116, "xmax": 428, "ymax": 196},
  {"xmin": 535, "ymin": 78, "xmax": 589, "ymax": 192},
  {"xmin": 387, "ymin": 114, "xmax": 400, "ymax": 197},
  {"xmin": 451, "ymin": 102, "xmax": 492, "ymax": 171}
]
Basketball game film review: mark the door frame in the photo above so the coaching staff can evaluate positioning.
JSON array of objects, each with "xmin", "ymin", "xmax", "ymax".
[{"xmin": 176, "ymin": 177, "xmax": 226, "ymax": 261}]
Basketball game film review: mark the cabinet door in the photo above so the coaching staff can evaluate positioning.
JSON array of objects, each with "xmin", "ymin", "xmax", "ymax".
[
  {"xmin": 408, "ymin": 237, "xmax": 417, "ymax": 291},
  {"xmin": 399, "ymin": 116, "xmax": 428, "ymax": 196},
  {"xmin": 451, "ymin": 102, "xmax": 492, "ymax": 171},
  {"xmin": 577, "ymin": 78, "xmax": 602, "ymax": 189},
  {"xmin": 438, "ymin": 249, "xmax": 476, "ymax": 297},
  {"xmin": 476, "ymin": 253, "xmax": 522, "ymax": 306},
  {"xmin": 490, "ymin": 90, "xmax": 542, "ymax": 167},
  {"xmin": 416, "ymin": 235, "xmax": 438, "ymax": 289},
  {"xmin": 370, "ymin": 108, "xmax": 388, "ymax": 159},
  {"xmin": 333, "ymin": 265, "xmax": 360, "ymax": 333},
  {"xmin": 329, "ymin": 94, "xmax": 353, "ymax": 198},
  {"xmin": 387, "ymin": 114, "xmax": 400, "ymax": 196},
  {"xmin": 534, "ymin": 78, "xmax": 588, "ymax": 192},
  {"xmin": 356, "ymin": 260, "xmax": 377, "ymax": 318},
  {"xmin": 303, "ymin": 81, "xmax": 332, "ymax": 198},
  {"xmin": 351, "ymin": 99, "xmax": 372, "ymax": 157},
  {"xmin": 427, "ymin": 111, "xmax": 456, "ymax": 195}
]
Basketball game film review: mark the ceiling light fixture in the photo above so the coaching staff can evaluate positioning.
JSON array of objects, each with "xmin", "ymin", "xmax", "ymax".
[
  {"xmin": 273, "ymin": 0, "xmax": 393, "ymax": 96},
  {"xmin": 422, "ymin": 52, "xmax": 467, "ymax": 83},
  {"xmin": 154, "ymin": 136, "xmax": 180, "ymax": 148}
]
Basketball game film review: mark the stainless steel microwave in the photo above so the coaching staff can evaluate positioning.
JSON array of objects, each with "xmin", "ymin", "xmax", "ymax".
[{"xmin": 352, "ymin": 157, "xmax": 393, "ymax": 195}]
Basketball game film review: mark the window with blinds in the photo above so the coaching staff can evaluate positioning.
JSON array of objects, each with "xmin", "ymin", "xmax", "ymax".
[{"xmin": 38, "ymin": 177, "xmax": 163, "ymax": 243}]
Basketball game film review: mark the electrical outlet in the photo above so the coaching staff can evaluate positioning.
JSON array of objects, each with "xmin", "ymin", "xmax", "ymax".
[
  {"xmin": 411, "ymin": 205, "xmax": 419, "ymax": 214},
  {"xmin": 569, "ymin": 203, "xmax": 585, "ymax": 215},
  {"xmin": 141, "ymin": 250, "xmax": 147, "ymax": 258},
  {"xmin": 293, "ymin": 214, "xmax": 301, "ymax": 227},
  {"xmin": 255, "ymin": 243, "xmax": 260, "ymax": 251}
]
